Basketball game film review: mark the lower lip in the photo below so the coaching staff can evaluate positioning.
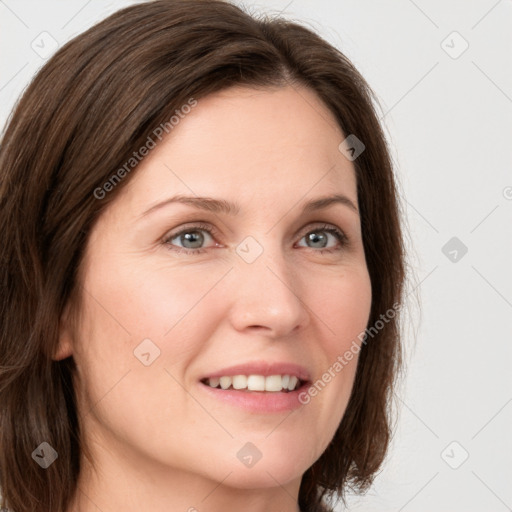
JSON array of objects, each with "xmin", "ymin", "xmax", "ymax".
[{"xmin": 198, "ymin": 381, "xmax": 309, "ymax": 413}]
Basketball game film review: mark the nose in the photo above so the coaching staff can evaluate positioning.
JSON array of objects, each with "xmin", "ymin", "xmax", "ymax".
[{"xmin": 227, "ymin": 245, "xmax": 311, "ymax": 338}]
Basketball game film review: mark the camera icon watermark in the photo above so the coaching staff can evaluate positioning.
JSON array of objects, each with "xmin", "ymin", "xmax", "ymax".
[
  {"xmin": 442, "ymin": 236, "xmax": 468, "ymax": 263},
  {"xmin": 440, "ymin": 440, "xmax": 469, "ymax": 469},
  {"xmin": 236, "ymin": 442, "xmax": 262, "ymax": 468},
  {"xmin": 441, "ymin": 31, "xmax": 469, "ymax": 59},
  {"xmin": 236, "ymin": 236, "xmax": 263, "ymax": 264},
  {"xmin": 31, "ymin": 442, "xmax": 58, "ymax": 469},
  {"xmin": 338, "ymin": 134, "xmax": 365, "ymax": 161},
  {"xmin": 134, "ymin": 338, "xmax": 161, "ymax": 366},
  {"xmin": 31, "ymin": 31, "xmax": 59, "ymax": 59}
]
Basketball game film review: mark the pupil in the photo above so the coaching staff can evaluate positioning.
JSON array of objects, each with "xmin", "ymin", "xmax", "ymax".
[
  {"xmin": 308, "ymin": 232, "xmax": 327, "ymax": 248},
  {"xmin": 182, "ymin": 231, "xmax": 204, "ymax": 248}
]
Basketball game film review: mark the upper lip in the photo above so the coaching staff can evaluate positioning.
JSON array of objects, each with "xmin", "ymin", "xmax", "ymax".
[{"xmin": 200, "ymin": 361, "xmax": 311, "ymax": 382}]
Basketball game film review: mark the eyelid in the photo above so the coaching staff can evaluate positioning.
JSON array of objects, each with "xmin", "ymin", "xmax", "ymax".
[
  {"xmin": 297, "ymin": 222, "xmax": 346, "ymax": 239},
  {"xmin": 164, "ymin": 221, "xmax": 219, "ymax": 239}
]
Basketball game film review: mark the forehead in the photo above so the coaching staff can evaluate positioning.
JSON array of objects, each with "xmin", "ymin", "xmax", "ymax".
[{"xmin": 118, "ymin": 85, "xmax": 357, "ymax": 215}]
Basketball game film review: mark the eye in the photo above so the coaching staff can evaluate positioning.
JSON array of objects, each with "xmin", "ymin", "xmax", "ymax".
[
  {"xmin": 163, "ymin": 222, "xmax": 219, "ymax": 255},
  {"xmin": 163, "ymin": 222, "xmax": 348, "ymax": 255},
  {"xmin": 296, "ymin": 224, "xmax": 348, "ymax": 253}
]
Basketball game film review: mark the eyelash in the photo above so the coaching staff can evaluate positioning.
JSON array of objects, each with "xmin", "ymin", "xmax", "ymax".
[{"xmin": 163, "ymin": 222, "xmax": 349, "ymax": 256}]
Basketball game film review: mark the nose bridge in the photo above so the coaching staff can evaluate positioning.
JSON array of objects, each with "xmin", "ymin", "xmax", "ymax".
[{"xmin": 228, "ymin": 233, "xmax": 310, "ymax": 335}]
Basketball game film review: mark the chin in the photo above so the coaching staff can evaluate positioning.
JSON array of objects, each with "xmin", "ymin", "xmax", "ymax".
[
  {"xmin": 228, "ymin": 440, "xmax": 316, "ymax": 488},
  {"xmin": 218, "ymin": 458, "xmax": 306, "ymax": 489}
]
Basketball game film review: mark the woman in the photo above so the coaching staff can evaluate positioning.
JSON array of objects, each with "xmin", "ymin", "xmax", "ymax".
[{"xmin": 0, "ymin": 1, "xmax": 406, "ymax": 511}]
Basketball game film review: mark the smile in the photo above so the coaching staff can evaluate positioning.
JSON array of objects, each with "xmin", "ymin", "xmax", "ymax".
[{"xmin": 202, "ymin": 374, "xmax": 302, "ymax": 392}]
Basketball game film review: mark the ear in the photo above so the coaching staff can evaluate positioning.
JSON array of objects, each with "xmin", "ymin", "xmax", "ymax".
[{"xmin": 53, "ymin": 302, "xmax": 74, "ymax": 360}]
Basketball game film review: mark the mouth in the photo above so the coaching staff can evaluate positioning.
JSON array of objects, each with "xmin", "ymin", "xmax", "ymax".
[
  {"xmin": 198, "ymin": 362, "xmax": 311, "ymax": 413},
  {"xmin": 200, "ymin": 374, "xmax": 305, "ymax": 392}
]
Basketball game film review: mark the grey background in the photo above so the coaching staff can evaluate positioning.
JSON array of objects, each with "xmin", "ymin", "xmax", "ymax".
[{"xmin": 1, "ymin": 1, "xmax": 511, "ymax": 510}]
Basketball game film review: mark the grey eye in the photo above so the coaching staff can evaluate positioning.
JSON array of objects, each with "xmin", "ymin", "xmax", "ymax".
[
  {"xmin": 182, "ymin": 231, "xmax": 204, "ymax": 248},
  {"xmin": 170, "ymin": 229, "xmax": 214, "ymax": 249},
  {"xmin": 305, "ymin": 231, "xmax": 329, "ymax": 248}
]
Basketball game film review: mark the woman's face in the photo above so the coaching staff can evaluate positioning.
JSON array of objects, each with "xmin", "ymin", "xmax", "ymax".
[{"xmin": 59, "ymin": 85, "xmax": 372, "ymax": 494}]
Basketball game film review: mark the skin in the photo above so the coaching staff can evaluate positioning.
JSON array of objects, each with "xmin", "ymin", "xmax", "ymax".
[{"xmin": 57, "ymin": 84, "xmax": 372, "ymax": 512}]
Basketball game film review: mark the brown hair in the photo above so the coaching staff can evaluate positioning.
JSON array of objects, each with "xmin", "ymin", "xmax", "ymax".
[{"xmin": 0, "ymin": 1, "xmax": 406, "ymax": 511}]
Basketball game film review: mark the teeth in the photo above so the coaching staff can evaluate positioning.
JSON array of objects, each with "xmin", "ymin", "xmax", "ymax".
[
  {"xmin": 287, "ymin": 376, "xmax": 298, "ymax": 391},
  {"xmin": 219, "ymin": 376, "xmax": 231, "ymax": 390},
  {"xmin": 265, "ymin": 375, "xmax": 283, "ymax": 392},
  {"xmin": 232, "ymin": 375, "xmax": 247, "ymax": 390},
  {"xmin": 204, "ymin": 374, "xmax": 302, "ymax": 392},
  {"xmin": 247, "ymin": 375, "xmax": 265, "ymax": 391}
]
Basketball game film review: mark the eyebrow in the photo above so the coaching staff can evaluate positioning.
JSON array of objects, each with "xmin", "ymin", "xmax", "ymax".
[{"xmin": 139, "ymin": 193, "xmax": 359, "ymax": 219}]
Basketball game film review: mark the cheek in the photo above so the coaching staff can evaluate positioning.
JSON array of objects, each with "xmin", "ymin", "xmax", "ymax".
[
  {"xmin": 298, "ymin": 266, "xmax": 371, "ymax": 445},
  {"xmin": 72, "ymin": 257, "xmax": 234, "ymax": 415},
  {"xmin": 71, "ymin": 260, "xmax": 225, "ymax": 449},
  {"xmin": 82, "ymin": 255, "xmax": 230, "ymax": 344},
  {"xmin": 314, "ymin": 265, "xmax": 372, "ymax": 354}
]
